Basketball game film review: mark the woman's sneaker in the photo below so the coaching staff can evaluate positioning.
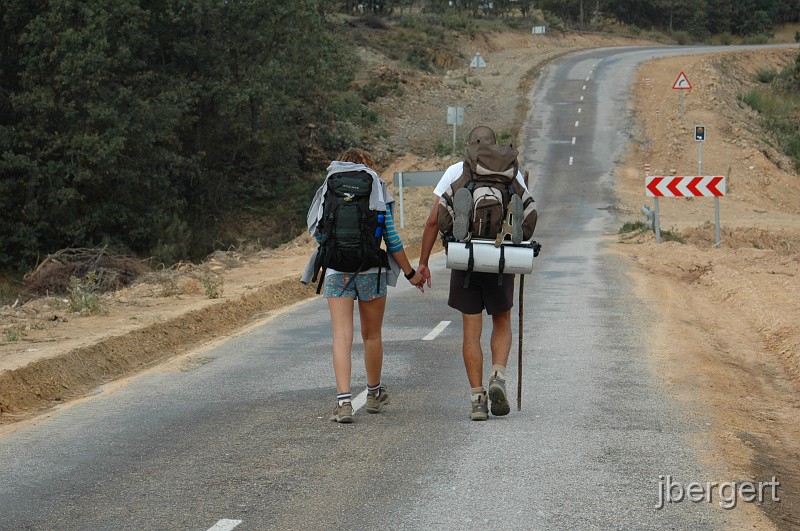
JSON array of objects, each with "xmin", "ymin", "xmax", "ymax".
[
  {"xmin": 470, "ymin": 392, "xmax": 489, "ymax": 421},
  {"xmin": 488, "ymin": 375, "xmax": 510, "ymax": 416},
  {"xmin": 366, "ymin": 386, "xmax": 390, "ymax": 413},
  {"xmin": 330, "ymin": 401, "xmax": 353, "ymax": 423}
]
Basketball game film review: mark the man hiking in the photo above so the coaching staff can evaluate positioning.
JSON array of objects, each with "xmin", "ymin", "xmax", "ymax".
[{"xmin": 417, "ymin": 125, "xmax": 537, "ymax": 421}]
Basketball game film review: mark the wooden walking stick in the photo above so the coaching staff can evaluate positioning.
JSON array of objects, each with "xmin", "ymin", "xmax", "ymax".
[
  {"xmin": 517, "ymin": 273, "xmax": 524, "ymax": 411},
  {"xmin": 517, "ymin": 169, "xmax": 530, "ymax": 411}
]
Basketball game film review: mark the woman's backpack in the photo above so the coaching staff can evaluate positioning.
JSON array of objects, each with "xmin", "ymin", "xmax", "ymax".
[{"xmin": 311, "ymin": 170, "xmax": 388, "ymax": 294}]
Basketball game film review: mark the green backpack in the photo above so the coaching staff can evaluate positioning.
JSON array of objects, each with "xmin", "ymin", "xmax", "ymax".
[{"xmin": 311, "ymin": 170, "xmax": 388, "ymax": 294}]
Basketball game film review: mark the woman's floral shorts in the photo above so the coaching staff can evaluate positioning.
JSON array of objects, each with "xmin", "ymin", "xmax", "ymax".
[{"xmin": 323, "ymin": 272, "xmax": 386, "ymax": 301}]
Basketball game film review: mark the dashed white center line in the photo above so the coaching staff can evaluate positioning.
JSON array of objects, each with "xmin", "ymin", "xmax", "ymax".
[
  {"xmin": 208, "ymin": 520, "xmax": 242, "ymax": 531},
  {"xmin": 580, "ymin": 96, "xmax": 584, "ymax": 101},
  {"xmin": 585, "ymin": 76, "xmax": 591, "ymax": 81},
  {"xmin": 578, "ymin": 108, "xmax": 582, "ymax": 113},
  {"xmin": 569, "ymin": 156, "xmax": 574, "ymax": 165},
  {"xmin": 572, "ymin": 137, "xmax": 576, "ymax": 145},
  {"xmin": 574, "ymin": 121, "xmax": 580, "ymax": 127},
  {"xmin": 423, "ymin": 320, "xmax": 451, "ymax": 341},
  {"xmin": 582, "ymin": 85, "xmax": 586, "ymax": 90}
]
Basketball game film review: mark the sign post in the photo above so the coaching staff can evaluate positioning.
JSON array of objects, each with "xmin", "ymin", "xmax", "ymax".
[
  {"xmin": 672, "ymin": 71, "xmax": 692, "ymax": 119},
  {"xmin": 694, "ymin": 124, "xmax": 706, "ymax": 174},
  {"xmin": 646, "ymin": 175, "xmax": 726, "ymax": 247},
  {"xmin": 532, "ymin": 25, "xmax": 546, "ymax": 47},
  {"xmin": 446, "ymin": 106, "xmax": 464, "ymax": 154},
  {"xmin": 393, "ymin": 170, "xmax": 446, "ymax": 229}
]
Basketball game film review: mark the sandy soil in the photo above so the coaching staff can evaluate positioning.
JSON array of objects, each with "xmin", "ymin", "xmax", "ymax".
[{"xmin": 1, "ymin": 29, "xmax": 799, "ymax": 527}]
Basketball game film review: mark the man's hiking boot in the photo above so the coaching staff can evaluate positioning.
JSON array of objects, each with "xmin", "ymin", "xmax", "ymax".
[
  {"xmin": 510, "ymin": 194, "xmax": 524, "ymax": 245},
  {"xmin": 488, "ymin": 375, "xmax": 510, "ymax": 416},
  {"xmin": 453, "ymin": 188, "xmax": 473, "ymax": 242},
  {"xmin": 330, "ymin": 401, "xmax": 353, "ymax": 423},
  {"xmin": 471, "ymin": 392, "xmax": 489, "ymax": 421},
  {"xmin": 366, "ymin": 385, "xmax": 390, "ymax": 413}
]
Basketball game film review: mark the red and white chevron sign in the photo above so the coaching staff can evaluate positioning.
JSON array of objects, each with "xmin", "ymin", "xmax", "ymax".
[{"xmin": 646, "ymin": 176, "xmax": 726, "ymax": 197}]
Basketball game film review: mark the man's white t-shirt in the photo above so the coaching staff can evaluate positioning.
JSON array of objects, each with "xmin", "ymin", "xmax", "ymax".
[{"xmin": 433, "ymin": 161, "xmax": 529, "ymax": 197}]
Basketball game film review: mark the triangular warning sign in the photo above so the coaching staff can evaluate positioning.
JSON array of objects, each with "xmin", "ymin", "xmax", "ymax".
[{"xmin": 672, "ymin": 71, "xmax": 692, "ymax": 90}]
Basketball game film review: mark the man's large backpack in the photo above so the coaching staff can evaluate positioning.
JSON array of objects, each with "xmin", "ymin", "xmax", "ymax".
[
  {"xmin": 438, "ymin": 143, "xmax": 537, "ymax": 243},
  {"xmin": 311, "ymin": 170, "xmax": 388, "ymax": 294}
]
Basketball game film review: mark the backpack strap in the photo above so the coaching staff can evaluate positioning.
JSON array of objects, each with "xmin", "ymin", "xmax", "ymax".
[
  {"xmin": 315, "ymin": 267, "xmax": 326, "ymax": 294},
  {"xmin": 463, "ymin": 242, "xmax": 474, "ymax": 288},
  {"xmin": 497, "ymin": 245, "xmax": 505, "ymax": 286},
  {"xmin": 337, "ymin": 254, "xmax": 370, "ymax": 296},
  {"xmin": 312, "ymin": 243, "xmax": 327, "ymax": 294}
]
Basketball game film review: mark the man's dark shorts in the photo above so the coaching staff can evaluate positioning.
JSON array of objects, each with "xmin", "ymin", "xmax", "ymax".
[{"xmin": 448, "ymin": 270, "xmax": 515, "ymax": 315}]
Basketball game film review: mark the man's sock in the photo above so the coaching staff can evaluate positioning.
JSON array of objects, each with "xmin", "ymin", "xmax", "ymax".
[
  {"xmin": 367, "ymin": 382, "xmax": 381, "ymax": 396},
  {"xmin": 471, "ymin": 386, "xmax": 486, "ymax": 401},
  {"xmin": 337, "ymin": 392, "xmax": 352, "ymax": 406},
  {"xmin": 491, "ymin": 364, "xmax": 506, "ymax": 381}
]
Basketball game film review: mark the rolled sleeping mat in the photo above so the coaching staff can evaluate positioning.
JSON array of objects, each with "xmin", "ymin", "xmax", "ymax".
[{"xmin": 446, "ymin": 240, "xmax": 535, "ymax": 275}]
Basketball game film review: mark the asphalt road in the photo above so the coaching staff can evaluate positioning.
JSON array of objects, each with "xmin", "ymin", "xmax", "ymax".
[{"xmin": 0, "ymin": 46, "xmax": 763, "ymax": 530}]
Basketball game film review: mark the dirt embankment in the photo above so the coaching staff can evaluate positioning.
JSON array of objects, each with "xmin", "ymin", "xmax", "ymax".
[
  {"xmin": 1, "ymin": 27, "xmax": 799, "ymax": 527},
  {"xmin": 615, "ymin": 48, "xmax": 800, "ymax": 528}
]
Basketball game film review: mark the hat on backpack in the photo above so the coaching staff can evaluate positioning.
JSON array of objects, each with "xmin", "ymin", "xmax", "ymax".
[{"xmin": 467, "ymin": 126, "xmax": 497, "ymax": 145}]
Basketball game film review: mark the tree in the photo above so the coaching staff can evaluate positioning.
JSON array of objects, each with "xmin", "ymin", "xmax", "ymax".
[{"xmin": 0, "ymin": 0, "xmax": 356, "ymax": 270}]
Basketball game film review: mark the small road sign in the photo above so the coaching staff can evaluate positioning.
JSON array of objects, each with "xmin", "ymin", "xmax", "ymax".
[
  {"xmin": 694, "ymin": 125, "xmax": 706, "ymax": 142},
  {"xmin": 470, "ymin": 52, "xmax": 486, "ymax": 68},
  {"xmin": 447, "ymin": 106, "xmax": 464, "ymax": 125},
  {"xmin": 672, "ymin": 71, "xmax": 692, "ymax": 90}
]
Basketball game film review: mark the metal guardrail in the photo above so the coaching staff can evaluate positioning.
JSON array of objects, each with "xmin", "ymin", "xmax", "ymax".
[{"xmin": 392, "ymin": 170, "xmax": 445, "ymax": 228}]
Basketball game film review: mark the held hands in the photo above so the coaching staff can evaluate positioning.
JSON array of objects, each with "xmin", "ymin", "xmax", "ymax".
[
  {"xmin": 404, "ymin": 266, "xmax": 428, "ymax": 293},
  {"xmin": 416, "ymin": 264, "xmax": 432, "ymax": 289},
  {"xmin": 406, "ymin": 269, "xmax": 425, "ymax": 293},
  {"xmin": 410, "ymin": 272, "xmax": 425, "ymax": 292}
]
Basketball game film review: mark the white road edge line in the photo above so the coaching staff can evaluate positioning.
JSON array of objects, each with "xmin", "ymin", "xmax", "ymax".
[
  {"xmin": 423, "ymin": 320, "xmax": 451, "ymax": 341},
  {"xmin": 208, "ymin": 519, "xmax": 242, "ymax": 531}
]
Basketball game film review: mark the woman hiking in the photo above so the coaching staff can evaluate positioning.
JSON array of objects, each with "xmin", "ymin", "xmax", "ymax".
[{"xmin": 302, "ymin": 147, "xmax": 425, "ymax": 423}]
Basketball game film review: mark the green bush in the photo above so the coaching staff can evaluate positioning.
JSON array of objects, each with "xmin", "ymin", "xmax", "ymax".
[
  {"xmin": 673, "ymin": 31, "xmax": 691, "ymax": 45},
  {"xmin": 358, "ymin": 78, "xmax": 401, "ymax": 102},
  {"xmin": 441, "ymin": 14, "xmax": 476, "ymax": 34},
  {"xmin": 743, "ymin": 34, "xmax": 771, "ymax": 45},
  {"xmin": 619, "ymin": 221, "xmax": 650, "ymax": 234},
  {"xmin": 317, "ymin": 121, "xmax": 364, "ymax": 153},
  {"xmin": 756, "ymin": 68, "xmax": 777, "ymax": 84},
  {"xmin": 434, "ymin": 139, "xmax": 451, "ymax": 157},
  {"xmin": 67, "ymin": 271, "xmax": 101, "ymax": 315}
]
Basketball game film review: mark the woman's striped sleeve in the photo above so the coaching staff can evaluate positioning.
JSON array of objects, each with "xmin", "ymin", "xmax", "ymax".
[{"xmin": 383, "ymin": 205, "xmax": 404, "ymax": 253}]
